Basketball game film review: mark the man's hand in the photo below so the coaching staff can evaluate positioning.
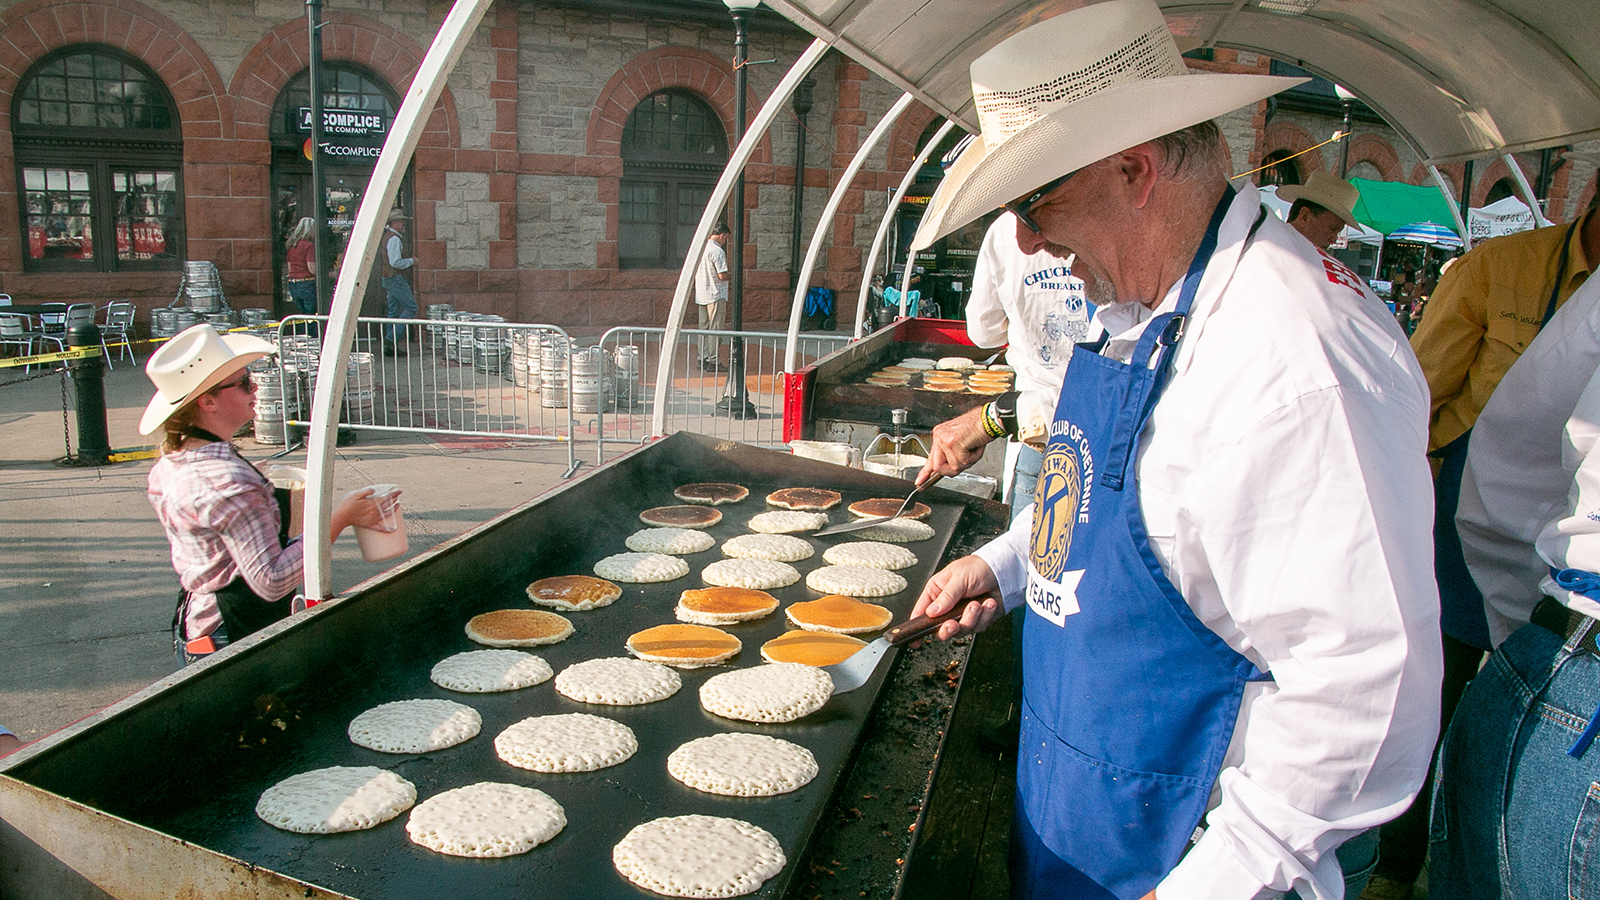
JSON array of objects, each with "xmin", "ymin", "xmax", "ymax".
[
  {"xmin": 916, "ymin": 405, "xmax": 995, "ymax": 486},
  {"xmin": 912, "ymin": 555, "xmax": 1006, "ymax": 641}
]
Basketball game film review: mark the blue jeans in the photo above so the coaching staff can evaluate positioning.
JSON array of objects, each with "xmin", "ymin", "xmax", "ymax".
[
  {"xmin": 287, "ymin": 279, "xmax": 317, "ymax": 314},
  {"xmin": 1430, "ymin": 620, "xmax": 1600, "ymax": 898},
  {"xmin": 382, "ymin": 274, "xmax": 416, "ymax": 342},
  {"xmin": 1008, "ymin": 442, "xmax": 1043, "ymax": 524},
  {"xmin": 174, "ymin": 621, "xmax": 230, "ymax": 667}
]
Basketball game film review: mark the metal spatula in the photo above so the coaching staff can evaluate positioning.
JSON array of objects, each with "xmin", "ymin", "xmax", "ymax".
[
  {"xmin": 823, "ymin": 598, "xmax": 972, "ymax": 694},
  {"xmin": 815, "ymin": 473, "xmax": 944, "ymax": 537}
]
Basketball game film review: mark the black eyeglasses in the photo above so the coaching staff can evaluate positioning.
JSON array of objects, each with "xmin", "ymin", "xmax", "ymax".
[
  {"xmin": 211, "ymin": 372, "xmax": 254, "ymax": 394},
  {"xmin": 1005, "ymin": 170, "xmax": 1078, "ymax": 234}
]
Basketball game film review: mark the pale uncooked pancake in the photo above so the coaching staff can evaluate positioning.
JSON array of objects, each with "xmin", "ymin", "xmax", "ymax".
[
  {"xmin": 988, "ymin": 363, "xmax": 1015, "ymax": 372},
  {"xmin": 721, "ymin": 533, "xmax": 814, "ymax": 562},
  {"xmin": 785, "ymin": 594, "xmax": 894, "ymax": 634},
  {"xmin": 898, "ymin": 357, "xmax": 936, "ymax": 370},
  {"xmin": 495, "ymin": 713, "xmax": 638, "ymax": 773},
  {"xmin": 667, "ymin": 732, "xmax": 818, "ymax": 797},
  {"xmin": 936, "ymin": 356, "xmax": 976, "ymax": 370},
  {"xmin": 805, "ymin": 565, "xmax": 908, "ymax": 598},
  {"xmin": 673, "ymin": 482, "xmax": 750, "ymax": 505},
  {"xmin": 526, "ymin": 575, "xmax": 622, "ymax": 611},
  {"xmin": 256, "ymin": 766, "xmax": 416, "ymax": 834},
  {"xmin": 348, "ymin": 699, "xmax": 482, "ymax": 754},
  {"xmin": 822, "ymin": 541, "xmax": 918, "ymax": 571},
  {"xmin": 701, "ymin": 558, "xmax": 800, "ymax": 590},
  {"xmin": 765, "ymin": 487, "xmax": 842, "ymax": 510},
  {"xmin": 613, "ymin": 815, "xmax": 786, "ymax": 899},
  {"xmin": 626, "ymin": 527, "xmax": 716, "ymax": 555},
  {"xmin": 405, "ymin": 782, "xmax": 565, "ymax": 858},
  {"xmin": 847, "ymin": 498, "xmax": 932, "ymax": 520},
  {"xmin": 865, "ymin": 375, "xmax": 909, "ymax": 387},
  {"xmin": 627, "ymin": 623, "xmax": 742, "ymax": 668},
  {"xmin": 430, "ymin": 650, "xmax": 553, "ymax": 693},
  {"xmin": 640, "ymin": 505, "xmax": 723, "ymax": 529},
  {"xmin": 595, "ymin": 551, "xmax": 691, "ymax": 583},
  {"xmin": 555, "ymin": 657, "xmax": 682, "ymax": 705},
  {"xmin": 759, "ymin": 630, "xmax": 868, "ymax": 666},
  {"xmin": 748, "ymin": 510, "xmax": 828, "ymax": 534},
  {"xmin": 466, "ymin": 609, "xmax": 574, "ymax": 647},
  {"xmin": 677, "ymin": 587, "xmax": 779, "ymax": 624},
  {"xmin": 852, "ymin": 518, "xmax": 936, "ymax": 542},
  {"xmin": 700, "ymin": 662, "xmax": 834, "ymax": 723}
]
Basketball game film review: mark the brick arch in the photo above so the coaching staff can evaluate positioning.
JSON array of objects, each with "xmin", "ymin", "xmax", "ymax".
[
  {"xmin": 1470, "ymin": 157, "xmax": 1514, "ymax": 208},
  {"xmin": 229, "ymin": 13, "xmax": 459, "ymax": 151},
  {"xmin": 1261, "ymin": 121, "xmax": 1324, "ymax": 184},
  {"xmin": 0, "ymin": 0, "xmax": 227, "ymax": 142},
  {"xmin": 1346, "ymin": 134, "xmax": 1402, "ymax": 183},
  {"xmin": 586, "ymin": 46, "xmax": 773, "ymax": 165},
  {"xmin": 885, "ymin": 102, "xmax": 946, "ymax": 174}
]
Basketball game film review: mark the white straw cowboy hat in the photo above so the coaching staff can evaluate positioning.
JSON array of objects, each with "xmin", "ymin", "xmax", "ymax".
[
  {"xmin": 140, "ymin": 323, "xmax": 275, "ymax": 434},
  {"xmin": 1277, "ymin": 170, "xmax": 1362, "ymax": 229},
  {"xmin": 913, "ymin": 0, "xmax": 1304, "ymax": 248}
]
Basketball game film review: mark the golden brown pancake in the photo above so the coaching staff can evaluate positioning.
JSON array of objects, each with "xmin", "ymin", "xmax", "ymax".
[
  {"xmin": 765, "ymin": 487, "xmax": 842, "ymax": 510},
  {"xmin": 526, "ymin": 575, "xmax": 623, "ymax": 611},
  {"xmin": 880, "ymin": 365, "xmax": 917, "ymax": 375},
  {"xmin": 784, "ymin": 594, "xmax": 895, "ymax": 634},
  {"xmin": 626, "ymin": 623, "xmax": 742, "ymax": 667},
  {"xmin": 968, "ymin": 383, "xmax": 1010, "ymax": 394},
  {"xmin": 639, "ymin": 505, "xmax": 723, "ymax": 528},
  {"xmin": 847, "ymin": 498, "xmax": 932, "ymax": 520},
  {"xmin": 677, "ymin": 587, "xmax": 779, "ymax": 623},
  {"xmin": 466, "ymin": 609, "xmax": 574, "ymax": 646},
  {"xmin": 759, "ymin": 631, "xmax": 869, "ymax": 666},
  {"xmin": 917, "ymin": 381, "xmax": 967, "ymax": 392},
  {"xmin": 673, "ymin": 482, "xmax": 750, "ymax": 505}
]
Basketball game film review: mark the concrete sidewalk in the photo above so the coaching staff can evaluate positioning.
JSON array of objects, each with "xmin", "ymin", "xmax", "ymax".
[{"xmin": 0, "ymin": 359, "xmax": 578, "ymax": 743}]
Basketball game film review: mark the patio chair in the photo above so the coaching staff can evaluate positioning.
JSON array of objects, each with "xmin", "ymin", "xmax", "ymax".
[
  {"xmin": 0, "ymin": 314, "xmax": 36, "ymax": 371},
  {"xmin": 64, "ymin": 302, "xmax": 109, "ymax": 364},
  {"xmin": 101, "ymin": 300, "xmax": 138, "ymax": 367},
  {"xmin": 31, "ymin": 304, "xmax": 67, "ymax": 354}
]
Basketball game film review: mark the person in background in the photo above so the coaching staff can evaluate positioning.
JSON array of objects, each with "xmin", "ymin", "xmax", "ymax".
[
  {"xmin": 141, "ymin": 324, "xmax": 387, "ymax": 666},
  {"xmin": 1365, "ymin": 195, "xmax": 1600, "ymax": 900},
  {"xmin": 695, "ymin": 222, "xmax": 730, "ymax": 371},
  {"xmin": 380, "ymin": 208, "xmax": 417, "ymax": 356},
  {"xmin": 284, "ymin": 216, "xmax": 318, "ymax": 315},
  {"xmin": 1278, "ymin": 170, "xmax": 1362, "ymax": 251},
  {"xmin": 908, "ymin": 2, "xmax": 1439, "ymax": 896},
  {"xmin": 1436, "ymin": 275, "xmax": 1600, "ymax": 895}
]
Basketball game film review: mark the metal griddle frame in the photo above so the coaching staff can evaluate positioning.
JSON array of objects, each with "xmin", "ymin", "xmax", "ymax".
[{"xmin": 0, "ymin": 433, "xmax": 1010, "ymax": 900}]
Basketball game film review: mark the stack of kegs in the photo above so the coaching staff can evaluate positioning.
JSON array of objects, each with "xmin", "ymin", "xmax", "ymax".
[
  {"xmin": 239, "ymin": 308, "xmax": 272, "ymax": 329},
  {"xmin": 472, "ymin": 315, "xmax": 509, "ymax": 375},
  {"xmin": 276, "ymin": 335, "xmax": 322, "ymax": 421},
  {"xmin": 570, "ymin": 347, "xmax": 603, "ymax": 414},
  {"xmin": 204, "ymin": 311, "xmax": 234, "ymax": 331},
  {"xmin": 152, "ymin": 308, "xmax": 181, "ymax": 340},
  {"xmin": 426, "ymin": 304, "xmax": 455, "ymax": 347},
  {"xmin": 540, "ymin": 336, "xmax": 570, "ymax": 409},
  {"xmin": 342, "ymin": 352, "xmax": 376, "ymax": 425},
  {"xmin": 509, "ymin": 329, "xmax": 534, "ymax": 387},
  {"xmin": 174, "ymin": 309, "xmax": 200, "ymax": 335},
  {"xmin": 251, "ymin": 354, "xmax": 288, "ymax": 445},
  {"xmin": 613, "ymin": 344, "xmax": 642, "ymax": 408},
  {"xmin": 442, "ymin": 311, "xmax": 469, "ymax": 362},
  {"xmin": 179, "ymin": 261, "xmax": 225, "ymax": 312}
]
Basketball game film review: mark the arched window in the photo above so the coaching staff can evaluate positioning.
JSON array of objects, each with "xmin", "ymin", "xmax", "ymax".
[
  {"xmin": 1484, "ymin": 177, "xmax": 1517, "ymax": 206},
  {"xmin": 13, "ymin": 47, "xmax": 184, "ymax": 271},
  {"xmin": 619, "ymin": 90, "xmax": 727, "ymax": 269},
  {"xmin": 1259, "ymin": 149, "xmax": 1301, "ymax": 187}
]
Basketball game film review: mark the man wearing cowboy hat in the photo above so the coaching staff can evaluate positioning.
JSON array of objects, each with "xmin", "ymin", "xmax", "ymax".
[
  {"xmin": 1277, "ymin": 170, "xmax": 1362, "ymax": 251},
  {"xmin": 143, "ymin": 324, "xmax": 386, "ymax": 664},
  {"xmin": 909, "ymin": 2, "xmax": 1441, "ymax": 897},
  {"xmin": 381, "ymin": 208, "xmax": 417, "ymax": 356}
]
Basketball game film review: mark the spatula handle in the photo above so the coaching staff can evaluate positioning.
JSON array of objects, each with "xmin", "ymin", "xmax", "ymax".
[{"xmin": 885, "ymin": 598, "xmax": 974, "ymax": 645}]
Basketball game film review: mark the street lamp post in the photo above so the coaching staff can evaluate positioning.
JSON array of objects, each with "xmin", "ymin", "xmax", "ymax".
[
  {"xmin": 1334, "ymin": 84, "xmax": 1355, "ymax": 178},
  {"xmin": 720, "ymin": 0, "xmax": 759, "ymax": 419},
  {"xmin": 307, "ymin": 0, "xmax": 328, "ymax": 315}
]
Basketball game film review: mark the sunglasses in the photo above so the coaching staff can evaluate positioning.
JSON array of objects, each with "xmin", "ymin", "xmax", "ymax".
[
  {"xmin": 210, "ymin": 372, "xmax": 254, "ymax": 394},
  {"xmin": 1005, "ymin": 169, "xmax": 1078, "ymax": 234}
]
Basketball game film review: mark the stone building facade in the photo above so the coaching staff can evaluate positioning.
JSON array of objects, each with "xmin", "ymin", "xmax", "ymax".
[{"xmin": 0, "ymin": 0, "xmax": 1593, "ymax": 335}]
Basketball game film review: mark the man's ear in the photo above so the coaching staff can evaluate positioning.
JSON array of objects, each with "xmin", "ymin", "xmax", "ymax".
[{"xmin": 1115, "ymin": 144, "xmax": 1161, "ymax": 210}]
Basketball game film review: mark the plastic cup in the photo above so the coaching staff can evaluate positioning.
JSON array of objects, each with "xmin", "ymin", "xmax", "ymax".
[{"xmin": 351, "ymin": 484, "xmax": 407, "ymax": 562}]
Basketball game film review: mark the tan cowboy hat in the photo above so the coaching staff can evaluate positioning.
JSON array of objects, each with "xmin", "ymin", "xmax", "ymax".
[
  {"xmin": 913, "ymin": 0, "xmax": 1303, "ymax": 247},
  {"xmin": 140, "ymin": 323, "xmax": 275, "ymax": 434},
  {"xmin": 1277, "ymin": 170, "xmax": 1362, "ymax": 229},
  {"xmin": 386, "ymin": 208, "xmax": 408, "ymax": 222}
]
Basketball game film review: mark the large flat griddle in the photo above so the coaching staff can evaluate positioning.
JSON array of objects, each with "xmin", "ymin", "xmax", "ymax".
[{"xmin": 2, "ymin": 433, "xmax": 1003, "ymax": 900}]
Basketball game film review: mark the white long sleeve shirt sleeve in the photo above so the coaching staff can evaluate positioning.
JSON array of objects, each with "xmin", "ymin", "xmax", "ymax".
[
  {"xmin": 386, "ymin": 232, "xmax": 413, "ymax": 270},
  {"xmin": 976, "ymin": 186, "xmax": 1441, "ymax": 899},
  {"xmin": 1458, "ymin": 276, "xmax": 1600, "ymax": 641}
]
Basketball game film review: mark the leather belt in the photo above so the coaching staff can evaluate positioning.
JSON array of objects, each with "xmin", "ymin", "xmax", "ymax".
[{"xmin": 1532, "ymin": 595, "xmax": 1600, "ymax": 655}]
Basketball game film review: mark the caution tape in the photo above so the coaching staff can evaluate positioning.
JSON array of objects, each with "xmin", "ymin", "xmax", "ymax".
[
  {"xmin": 108, "ymin": 447, "xmax": 159, "ymax": 462},
  {"xmin": 0, "ymin": 346, "xmax": 99, "ymax": 369}
]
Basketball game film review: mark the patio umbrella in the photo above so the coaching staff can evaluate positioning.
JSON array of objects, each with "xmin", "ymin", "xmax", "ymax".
[{"xmin": 1387, "ymin": 221, "xmax": 1464, "ymax": 248}]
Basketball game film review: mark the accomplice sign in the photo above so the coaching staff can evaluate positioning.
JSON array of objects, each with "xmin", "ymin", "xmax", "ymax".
[{"xmin": 298, "ymin": 108, "xmax": 387, "ymax": 137}]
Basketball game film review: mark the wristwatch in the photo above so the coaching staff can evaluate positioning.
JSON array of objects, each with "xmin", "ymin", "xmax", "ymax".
[{"xmin": 993, "ymin": 391, "xmax": 1020, "ymax": 439}]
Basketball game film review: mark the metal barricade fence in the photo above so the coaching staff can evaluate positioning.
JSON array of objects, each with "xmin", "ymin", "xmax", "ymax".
[
  {"xmin": 592, "ymin": 326, "xmax": 852, "ymax": 465},
  {"xmin": 268, "ymin": 315, "xmax": 580, "ymax": 476}
]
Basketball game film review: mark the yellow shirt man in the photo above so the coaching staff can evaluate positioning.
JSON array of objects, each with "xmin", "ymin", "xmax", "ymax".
[{"xmin": 1411, "ymin": 209, "xmax": 1595, "ymax": 453}]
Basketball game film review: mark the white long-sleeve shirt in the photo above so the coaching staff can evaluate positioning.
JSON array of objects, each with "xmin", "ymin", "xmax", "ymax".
[
  {"xmin": 1458, "ymin": 275, "xmax": 1600, "ymax": 643},
  {"xmin": 965, "ymin": 211, "xmax": 1094, "ymax": 441},
  {"xmin": 976, "ymin": 185, "xmax": 1441, "ymax": 899},
  {"xmin": 385, "ymin": 230, "xmax": 413, "ymax": 271}
]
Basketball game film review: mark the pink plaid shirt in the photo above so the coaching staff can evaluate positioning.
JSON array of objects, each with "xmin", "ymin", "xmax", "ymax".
[{"xmin": 147, "ymin": 442, "xmax": 302, "ymax": 639}]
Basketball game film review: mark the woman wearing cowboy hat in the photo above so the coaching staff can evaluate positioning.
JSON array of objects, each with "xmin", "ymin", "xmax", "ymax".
[{"xmin": 142, "ymin": 324, "xmax": 388, "ymax": 665}]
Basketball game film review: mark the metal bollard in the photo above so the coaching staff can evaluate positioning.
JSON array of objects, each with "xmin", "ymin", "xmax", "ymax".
[{"xmin": 68, "ymin": 323, "xmax": 111, "ymax": 465}]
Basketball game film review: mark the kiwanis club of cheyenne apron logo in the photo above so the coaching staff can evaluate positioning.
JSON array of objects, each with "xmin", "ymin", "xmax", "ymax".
[{"xmin": 1032, "ymin": 438, "xmax": 1085, "ymax": 582}]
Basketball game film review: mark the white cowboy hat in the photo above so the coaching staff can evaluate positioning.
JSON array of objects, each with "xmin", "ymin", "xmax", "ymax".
[
  {"xmin": 1277, "ymin": 170, "xmax": 1362, "ymax": 229},
  {"xmin": 913, "ymin": 0, "xmax": 1304, "ymax": 247},
  {"xmin": 140, "ymin": 323, "xmax": 275, "ymax": 434}
]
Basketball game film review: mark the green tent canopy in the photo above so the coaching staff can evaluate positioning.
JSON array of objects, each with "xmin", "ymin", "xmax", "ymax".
[{"xmin": 1349, "ymin": 178, "xmax": 1461, "ymax": 237}]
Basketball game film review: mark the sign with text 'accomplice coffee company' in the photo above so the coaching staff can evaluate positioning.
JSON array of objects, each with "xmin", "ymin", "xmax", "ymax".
[{"xmin": 298, "ymin": 108, "xmax": 387, "ymax": 137}]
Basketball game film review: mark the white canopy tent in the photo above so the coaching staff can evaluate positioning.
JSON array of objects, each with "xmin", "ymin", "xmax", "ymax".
[{"xmin": 1468, "ymin": 196, "xmax": 1538, "ymax": 242}]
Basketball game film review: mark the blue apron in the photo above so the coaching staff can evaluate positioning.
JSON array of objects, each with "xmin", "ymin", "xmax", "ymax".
[{"xmin": 1014, "ymin": 190, "xmax": 1263, "ymax": 900}]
